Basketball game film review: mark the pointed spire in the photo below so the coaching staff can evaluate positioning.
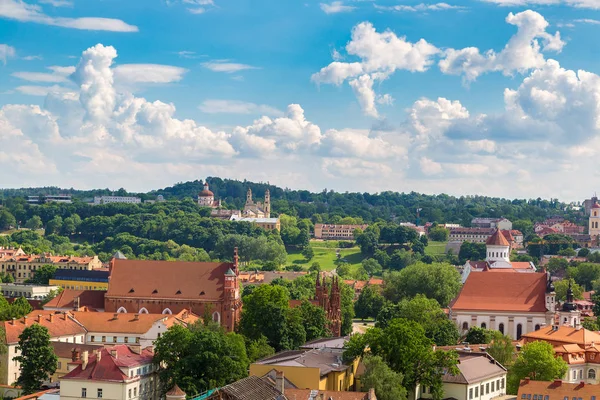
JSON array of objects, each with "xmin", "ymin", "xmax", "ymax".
[
  {"xmin": 233, "ymin": 247, "xmax": 239, "ymax": 274},
  {"xmin": 567, "ymin": 279, "xmax": 574, "ymax": 303},
  {"xmin": 316, "ymin": 272, "xmax": 321, "ymax": 288}
]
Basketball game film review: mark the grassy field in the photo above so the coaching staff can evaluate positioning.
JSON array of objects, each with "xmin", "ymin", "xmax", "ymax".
[
  {"xmin": 425, "ymin": 241, "xmax": 448, "ymax": 256},
  {"xmin": 286, "ymin": 240, "xmax": 365, "ymax": 272}
]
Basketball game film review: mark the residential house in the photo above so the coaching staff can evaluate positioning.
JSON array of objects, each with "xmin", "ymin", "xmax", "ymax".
[
  {"xmin": 0, "ymin": 283, "xmax": 60, "ymax": 300},
  {"xmin": 50, "ymin": 342, "xmax": 103, "ymax": 382},
  {"xmin": 314, "ymin": 224, "xmax": 368, "ymax": 240},
  {"xmin": 0, "ymin": 253, "xmax": 102, "ymax": 284},
  {"xmin": 471, "ymin": 218, "xmax": 512, "ymax": 230},
  {"xmin": 60, "ymin": 345, "xmax": 158, "ymax": 400},
  {"xmin": 416, "ymin": 351, "xmax": 507, "ymax": 400},
  {"xmin": 0, "ymin": 311, "xmax": 87, "ymax": 385},
  {"xmin": 44, "ymin": 289, "xmax": 106, "ymax": 312},
  {"xmin": 104, "ymin": 251, "xmax": 241, "ymax": 332},
  {"xmin": 517, "ymin": 378, "xmax": 600, "ymax": 400}
]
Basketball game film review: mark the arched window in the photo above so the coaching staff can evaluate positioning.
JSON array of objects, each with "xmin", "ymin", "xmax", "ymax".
[
  {"xmin": 516, "ymin": 323, "xmax": 523, "ymax": 340},
  {"xmin": 162, "ymin": 308, "xmax": 172, "ymax": 315},
  {"xmin": 462, "ymin": 322, "xmax": 469, "ymax": 331},
  {"xmin": 535, "ymin": 324, "xmax": 541, "ymax": 331},
  {"xmin": 498, "ymin": 323, "xmax": 505, "ymax": 334},
  {"xmin": 116, "ymin": 307, "xmax": 127, "ymax": 313},
  {"xmin": 481, "ymin": 322, "xmax": 487, "ymax": 329},
  {"xmin": 138, "ymin": 307, "xmax": 149, "ymax": 314},
  {"xmin": 588, "ymin": 369, "xmax": 596, "ymax": 380},
  {"xmin": 212, "ymin": 311, "xmax": 221, "ymax": 324}
]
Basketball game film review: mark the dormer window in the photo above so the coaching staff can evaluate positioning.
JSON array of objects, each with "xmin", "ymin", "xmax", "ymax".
[
  {"xmin": 128, "ymin": 288, "xmax": 134, "ymax": 293},
  {"xmin": 152, "ymin": 289, "xmax": 158, "ymax": 294},
  {"xmin": 176, "ymin": 290, "xmax": 181, "ymax": 295}
]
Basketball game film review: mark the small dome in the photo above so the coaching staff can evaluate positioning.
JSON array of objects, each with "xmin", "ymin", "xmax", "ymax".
[
  {"xmin": 593, "ymin": 203, "xmax": 600, "ymax": 209},
  {"xmin": 198, "ymin": 189, "xmax": 214, "ymax": 197}
]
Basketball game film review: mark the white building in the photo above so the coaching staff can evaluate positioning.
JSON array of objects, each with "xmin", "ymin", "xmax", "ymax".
[
  {"xmin": 417, "ymin": 351, "xmax": 507, "ymax": 400},
  {"xmin": 60, "ymin": 345, "xmax": 159, "ymax": 400},
  {"xmin": 93, "ymin": 196, "xmax": 141, "ymax": 205},
  {"xmin": 197, "ymin": 182, "xmax": 221, "ymax": 208},
  {"xmin": 0, "ymin": 283, "xmax": 60, "ymax": 300}
]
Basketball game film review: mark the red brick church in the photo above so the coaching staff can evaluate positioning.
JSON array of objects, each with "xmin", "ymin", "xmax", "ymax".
[
  {"xmin": 104, "ymin": 250, "xmax": 242, "ymax": 332},
  {"xmin": 315, "ymin": 273, "xmax": 342, "ymax": 337}
]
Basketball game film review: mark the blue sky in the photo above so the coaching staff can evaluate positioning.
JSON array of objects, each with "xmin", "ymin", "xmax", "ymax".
[{"xmin": 1, "ymin": 0, "xmax": 600, "ymax": 200}]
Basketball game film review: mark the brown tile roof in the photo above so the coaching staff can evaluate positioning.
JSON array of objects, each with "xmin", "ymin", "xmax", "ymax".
[
  {"xmin": 163, "ymin": 309, "xmax": 200, "ymax": 328},
  {"xmin": 70, "ymin": 311, "xmax": 166, "ymax": 334},
  {"xmin": 486, "ymin": 229, "xmax": 510, "ymax": 246},
  {"xmin": 451, "ymin": 272, "xmax": 548, "ymax": 312},
  {"xmin": 3, "ymin": 311, "xmax": 87, "ymax": 344},
  {"xmin": 214, "ymin": 375, "xmax": 284, "ymax": 400},
  {"xmin": 166, "ymin": 384, "xmax": 186, "ymax": 396},
  {"xmin": 106, "ymin": 259, "xmax": 233, "ymax": 301},
  {"xmin": 285, "ymin": 389, "xmax": 373, "ymax": 399},
  {"xmin": 522, "ymin": 325, "xmax": 600, "ymax": 345},
  {"xmin": 441, "ymin": 351, "xmax": 506, "ymax": 385},
  {"xmin": 44, "ymin": 289, "xmax": 105, "ymax": 310},
  {"xmin": 255, "ymin": 348, "xmax": 349, "ymax": 377},
  {"xmin": 50, "ymin": 341, "xmax": 103, "ymax": 358},
  {"xmin": 517, "ymin": 379, "xmax": 600, "ymax": 398}
]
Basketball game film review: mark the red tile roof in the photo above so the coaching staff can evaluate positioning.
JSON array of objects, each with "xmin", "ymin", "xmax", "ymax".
[
  {"xmin": 106, "ymin": 259, "xmax": 234, "ymax": 301},
  {"xmin": 62, "ymin": 345, "xmax": 153, "ymax": 382},
  {"xmin": 44, "ymin": 289, "xmax": 105, "ymax": 310},
  {"xmin": 70, "ymin": 311, "xmax": 166, "ymax": 334},
  {"xmin": 522, "ymin": 325, "xmax": 600, "ymax": 346},
  {"xmin": 3, "ymin": 311, "xmax": 86, "ymax": 344},
  {"xmin": 486, "ymin": 229, "xmax": 510, "ymax": 246},
  {"xmin": 451, "ymin": 272, "xmax": 548, "ymax": 312},
  {"xmin": 517, "ymin": 379, "xmax": 600, "ymax": 398}
]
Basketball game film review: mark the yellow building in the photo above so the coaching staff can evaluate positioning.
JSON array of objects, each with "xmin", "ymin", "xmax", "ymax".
[
  {"xmin": 49, "ymin": 269, "xmax": 109, "ymax": 291},
  {"xmin": 249, "ymin": 343, "xmax": 360, "ymax": 391}
]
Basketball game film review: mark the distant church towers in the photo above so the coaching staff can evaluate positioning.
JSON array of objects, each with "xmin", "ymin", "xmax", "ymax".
[{"xmin": 243, "ymin": 188, "xmax": 271, "ymax": 218}]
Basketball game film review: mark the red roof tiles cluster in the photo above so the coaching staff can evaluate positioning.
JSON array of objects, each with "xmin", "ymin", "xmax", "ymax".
[{"xmin": 3, "ymin": 311, "xmax": 86, "ymax": 344}]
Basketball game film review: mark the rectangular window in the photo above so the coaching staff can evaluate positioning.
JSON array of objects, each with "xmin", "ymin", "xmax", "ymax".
[
  {"xmin": 124, "ymin": 337, "xmax": 129, "ymax": 343},
  {"xmin": 82, "ymin": 388, "xmax": 87, "ymax": 398},
  {"xmin": 545, "ymin": 396, "xmax": 549, "ymax": 400},
  {"xmin": 97, "ymin": 389, "xmax": 103, "ymax": 398},
  {"xmin": 492, "ymin": 381, "xmax": 495, "ymax": 392},
  {"xmin": 502, "ymin": 379, "xmax": 505, "ymax": 389},
  {"xmin": 57, "ymin": 362, "xmax": 62, "ymax": 369},
  {"xmin": 486, "ymin": 383, "xmax": 489, "ymax": 394},
  {"xmin": 91, "ymin": 336, "xmax": 95, "ymax": 342},
  {"xmin": 133, "ymin": 387, "xmax": 137, "ymax": 397},
  {"xmin": 137, "ymin": 368, "xmax": 141, "ymax": 375},
  {"xmin": 113, "ymin": 336, "xmax": 117, "ymax": 343},
  {"xmin": 470, "ymin": 388, "xmax": 473, "ymax": 399},
  {"xmin": 128, "ymin": 389, "xmax": 132, "ymax": 399},
  {"xmin": 522, "ymin": 395, "xmax": 527, "ymax": 399},
  {"xmin": 136, "ymin": 337, "xmax": 140, "ymax": 344},
  {"xmin": 102, "ymin": 336, "xmax": 106, "ymax": 342}
]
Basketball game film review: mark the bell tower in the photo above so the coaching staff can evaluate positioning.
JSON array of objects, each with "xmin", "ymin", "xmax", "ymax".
[
  {"xmin": 264, "ymin": 189, "xmax": 271, "ymax": 218},
  {"xmin": 589, "ymin": 203, "xmax": 600, "ymax": 240},
  {"xmin": 245, "ymin": 188, "xmax": 253, "ymax": 206}
]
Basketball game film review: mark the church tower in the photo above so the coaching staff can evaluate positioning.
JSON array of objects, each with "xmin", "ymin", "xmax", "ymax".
[
  {"xmin": 589, "ymin": 203, "xmax": 600, "ymax": 239},
  {"xmin": 245, "ymin": 188, "xmax": 253, "ymax": 206},
  {"xmin": 264, "ymin": 189, "xmax": 271, "ymax": 218},
  {"xmin": 558, "ymin": 280, "xmax": 581, "ymax": 327},
  {"xmin": 223, "ymin": 247, "xmax": 241, "ymax": 332},
  {"xmin": 485, "ymin": 229, "xmax": 511, "ymax": 266},
  {"xmin": 328, "ymin": 277, "xmax": 342, "ymax": 336}
]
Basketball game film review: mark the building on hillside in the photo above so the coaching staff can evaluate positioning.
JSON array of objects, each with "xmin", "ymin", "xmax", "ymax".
[
  {"xmin": 584, "ymin": 195, "xmax": 599, "ymax": 215},
  {"xmin": 210, "ymin": 209, "xmax": 241, "ymax": 219},
  {"xmin": 71, "ymin": 309, "xmax": 198, "ymax": 348},
  {"xmin": 589, "ymin": 203, "xmax": 600, "ymax": 246},
  {"xmin": 238, "ymin": 270, "xmax": 308, "ymax": 285},
  {"xmin": 344, "ymin": 277, "xmax": 383, "ymax": 299},
  {"xmin": 250, "ymin": 346, "xmax": 361, "ymax": 392},
  {"xmin": 50, "ymin": 342, "xmax": 103, "ymax": 381},
  {"xmin": 521, "ymin": 323, "xmax": 600, "ymax": 384},
  {"xmin": 27, "ymin": 195, "xmax": 72, "ymax": 205},
  {"xmin": 60, "ymin": 345, "xmax": 158, "ymax": 400},
  {"xmin": 0, "ymin": 311, "xmax": 87, "ymax": 385},
  {"xmin": 0, "ymin": 283, "xmax": 60, "ymax": 300},
  {"xmin": 449, "ymin": 271, "xmax": 555, "ymax": 340},
  {"xmin": 290, "ymin": 274, "xmax": 342, "ymax": 336},
  {"xmin": 449, "ymin": 228, "xmax": 495, "ymax": 244},
  {"xmin": 44, "ymin": 289, "xmax": 106, "ymax": 312},
  {"xmin": 49, "ymin": 269, "xmax": 110, "ymax": 290},
  {"xmin": 0, "ymin": 253, "xmax": 103, "ymax": 284},
  {"xmin": 471, "ymin": 218, "xmax": 512, "ymax": 230},
  {"xmin": 93, "ymin": 196, "xmax": 141, "ymax": 205},
  {"xmin": 104, "ymin": 250, "xmax": 242, "ymax": 332},
  {"xmin": 461, "ymin": 229, "xmax": 536, "ymax": 283},
  {"xmin": 517, "ymin": 378, "xmax": 600, "ymax": 399},
  {"xmin": 243, "ymin": 188, "xmax": 271, "ymax": 218},
  {"xmin": 197, "ymin": 181, "xmax": 221, "ymax": 208},
  {"xmin": 314, "ymin": 224, "xmax": 368, "ymax": 240},
  {"xmin": 416, "ymin": 351, "xmax": 507, "ymax": 400},
  {"xmin": 230, "ymin": 215, "xmax": 281, "ymax": 231}
]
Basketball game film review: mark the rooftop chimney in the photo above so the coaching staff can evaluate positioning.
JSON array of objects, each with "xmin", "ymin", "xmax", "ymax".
[
  {"xmin": 133, "ymin": 314, "xmax": 139, "ymax": 321},
  {"xmin": 81, "ymin": 351, "xmax": 89, "ymax": 370},
  {"xmin": 130, "ymin": 345, "xmax": 141, "ymax": 355},
  {"xmin": 95, "ymin": 349, "xmax": 102, "ymax": 362},
  {"xmin": 62, "ymin": 312, "xmax": 67, "ymax": 320},
  {"xmin": 113, "ymin": 313, "xmax": 119, "ymax": 320},
  {"xmin": 275, "ymin": 370, "xmax": 284, "ymax": 394},
  {"xmin": 553, "ymin": 379, "xmax": 562, "ymax": 386},
  {"xmin": 10, "ymin": 318, "xmax": 15, "ymax": 326},
  {"xmin": 22, "ymin": 316, "xmax": 27, "ymax": 324},
  {"xmin": 37, "ymin": 314, "xmax": 42, "ymax": 323},
  {"xmin": 71, "ymin": 349, "xmax": 80, "ymax": 362}
]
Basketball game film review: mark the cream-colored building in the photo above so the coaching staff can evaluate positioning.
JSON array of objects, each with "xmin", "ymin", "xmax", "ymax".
[
  {"xmin": 314, "ymin": 224, "xmax": 368, "ymax": 240},
  {"xmin": 0, "ymin": 250, "xmax": 102, "ymax": 284},
  {"xmin": 417, "ymin": 351, "xmax": 507, "ymax": 400},
  {"xmin": 0, "ymin": 311, "xmax": 87, "ymax": 385},
  {"xmin": 60, "ymin": 345, "xmax": 159, "ymax": 400},
  {"xmin": 0, "ymin": 283, "xmax": 60, "ymax": 300},
  {"xmin": 243, "ymin": 188, "xmax": 270, "ymax": 218},
  {"xmin": 230, "ymin": 216, "xmax": 280, "ymax": 231}
]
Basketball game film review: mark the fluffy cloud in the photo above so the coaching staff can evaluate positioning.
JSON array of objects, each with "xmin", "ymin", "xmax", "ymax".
[
  {"xmin": 481, "ymin": 0, "xmax": 600, "ymax": 8},
  {"xmin": 112, "ymin": 64, "xmax": 188, "ymax": 84},
  {"xmin": 0, "ymin": 0, "xmax": 138, "ymax": 32},
  {"xmin": 0, "ymin": 44, "xmax": 16, "ymax": 65},
  {"xmin": 322, "ymin": 158, "xmax": 392, "ymax": 178},
  {"xmin": 320, "ymin": 1, "xmax": 356, "ymax": 14},
  {"xmin": 439, "ymin": 10, "xmax": 564, "ymax": 81}
]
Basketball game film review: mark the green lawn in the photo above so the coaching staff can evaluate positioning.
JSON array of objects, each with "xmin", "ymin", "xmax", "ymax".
[
  {"xmin": 286, "ymin": 241, "xmax": 365, "ymax": 272},
  {"xmin": 425, "ymin": 241, "xmax": 448, "ymax": 256}
]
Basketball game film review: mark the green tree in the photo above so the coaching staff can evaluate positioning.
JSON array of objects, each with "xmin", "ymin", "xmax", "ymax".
[
  {"xmin": 336, "ymin": 262, "xmax": 352, "ymax": 278},
  {"xmin": 44, "ymin": 216, "xmax": 63, "ymax": 236},
  {"xmin": 24, "ymin": 216, "xmax": 42, "ymax": 230},
  {"xmin": 301, "ymin": 245, "xmax": 314, "ymax": 261},
  {"xmin": 14, "ymin": 325, "xmax": 58, "ymax": 394},
  {"xmin": 465, "ymin": 326, "xmax": 492, "ymax": 344},
  {"xmin": 507, "ymin": 341, "xmax": 568, "ymax": 394},
  {"xmin": 309, "ymin": 262, "xmax": 321, "ymax": 272},
  {"xmin": 297, "ymin": 300, "xmax": 330, "ymax": 341},
  {"xmin": 383, "ymin": 262, "xmax": 461, "ymax": 307},
  {"xmin": 340, "ymin": 281, "xmax": 355, "ymax": 335},
  {"xmin": 578, "ymin": 248, "xmax": 591, "ymax": 258},
  {"xmin": 26, "ymin": 264, "xmax": 57, "ymax": 285},
  {"xmin": 356, "ymin": 230, "xmax": 379, "ymax": 256},
  {"xmin": 360, "ymin": 355, "xmax": 407, "ymax": 400},
  {"xmin": 0, "ymin": 210, "xmax": 16, "ymax": 231},
  {"xmin": 546, "ymin": 257, "xmax": 569, "ymax": 274},
  {"xmin": 245, "ymin": 335, "xmax": 275, "ymax": 362},
  {"xmin": 554, "ymin": 279, "xmax": 583, "ymax": 302},
  {"xmin": 354, "ymin": 286, "xmax": 385, "ymax": 320},
  {"xmin": 5, "ymin": 297, "xmax": 33, "ymax": 320},
  {"xmin": 153, "ymin": 323, "xmax": 249, "ymax": 397},
  {"xmin": 388, "ymin": 249, "xmax": 415, "ymax": 271},
  {"xmin": 486, "ymin": 331, "xmax": 514, "ymax": 368},
  {"xmin": 558, "ymin": 247, "xmax": 576, "ymax": 257},
  {"xmin": 570, "ymin": 263, "xmax": 600, "ymax": 291},
  {"xmin": 428, "ymin": 227, "xmax": 449, "ymax": 242},
  {"xmin": 458, "ymin": 242, "xmax": 486, "ymax": 264},
  {"xmin": 362, "ymin": 258, "xmax": 383, "ymax": 276}
]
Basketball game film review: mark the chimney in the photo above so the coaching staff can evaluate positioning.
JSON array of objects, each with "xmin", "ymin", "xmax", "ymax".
[
  {"xmin": 62, "ymin": 312, "xmax": 67, "ymax": 321},
  {"xmin": 96, "ymin": 349, "xmax": 102, "ymax": 362},
  {"xmin": 22, "ymin": 316, "xmax": 27, "ymax": 324},
  {"xmin": 71, "ymin": 349, "xmax": 80, "ymax": 362},
  {"xmin": 133, "ymin": 314, "xmax": 140, "ymax": 321},
  {"xmin": 37, "ymin": 314, "xmax": 42, "ymax": 323},
  {"xmin": 553, "ymin": 379, "xmax": 562, "ymax": 386},
  {"xmin": 110, "ymin": 349, "xmax": 118, "ymax": 359},
  {"xmin": 81, "ymin": 351, "xmax": 89, "ymax": 370},
  {"xmin": 113, "ymin": 313, "xmax": 119, "ymax": 320},
  {"xmin": 275, "ymin": 370, "xmax": 284, "ymax": 394},
  {"xmin": 368, "ymin": 388, "xmax": 376, "ymax": 400},
  {"xmin": 523, "ymin": 377, "xmax": 530, "ymax": 384}
]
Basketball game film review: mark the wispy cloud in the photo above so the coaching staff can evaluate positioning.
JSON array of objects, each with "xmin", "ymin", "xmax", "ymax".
[
  {"xmin": 0, "ymin": 0, "xmax": 138, "ymax": 32},
  {"xmin": 113, "ymin": 64, "xmax": 188, "ymax": 84},
  {"xmin": 0, "ymin": 44, "xmax": 16, "ymax": 65},
  {"xmin": 11, "ymin": 65, "xmax": 75, "ymax": 82},
  {"xmin": 199, "ymin": 99, "xmax": 282, "ymax": 115},
  {"xmin": 574, "ymin": 18, "xmax": 600, "ymax": 24},
  {"xmin": 202, "ymin": 60, "xmax": 259, "ymax": 73},
  {"xmin": 22, "ymin": 55, "xmax": 43, "ymax": 61},
  {"xmin": 176, "ymin": 51, "xmax": 201, "ymax": 59},
  {"xmin": 374, "ymin": 2, "xmax": 465, "ymax": 12},
  {"xmin": 182, "ymin": 0, "xmax": 215, "ymax": 14},
  {"xmin": 15, "ymin": 85, "xmax": 74, "ymax": 96},
  {"xmin": 320, "ymin": 1, "xmax": 356, "ymax": 14},
  {"xmin": 39, "ymin": 0, "xmax": 73, "ymax": 7}
]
